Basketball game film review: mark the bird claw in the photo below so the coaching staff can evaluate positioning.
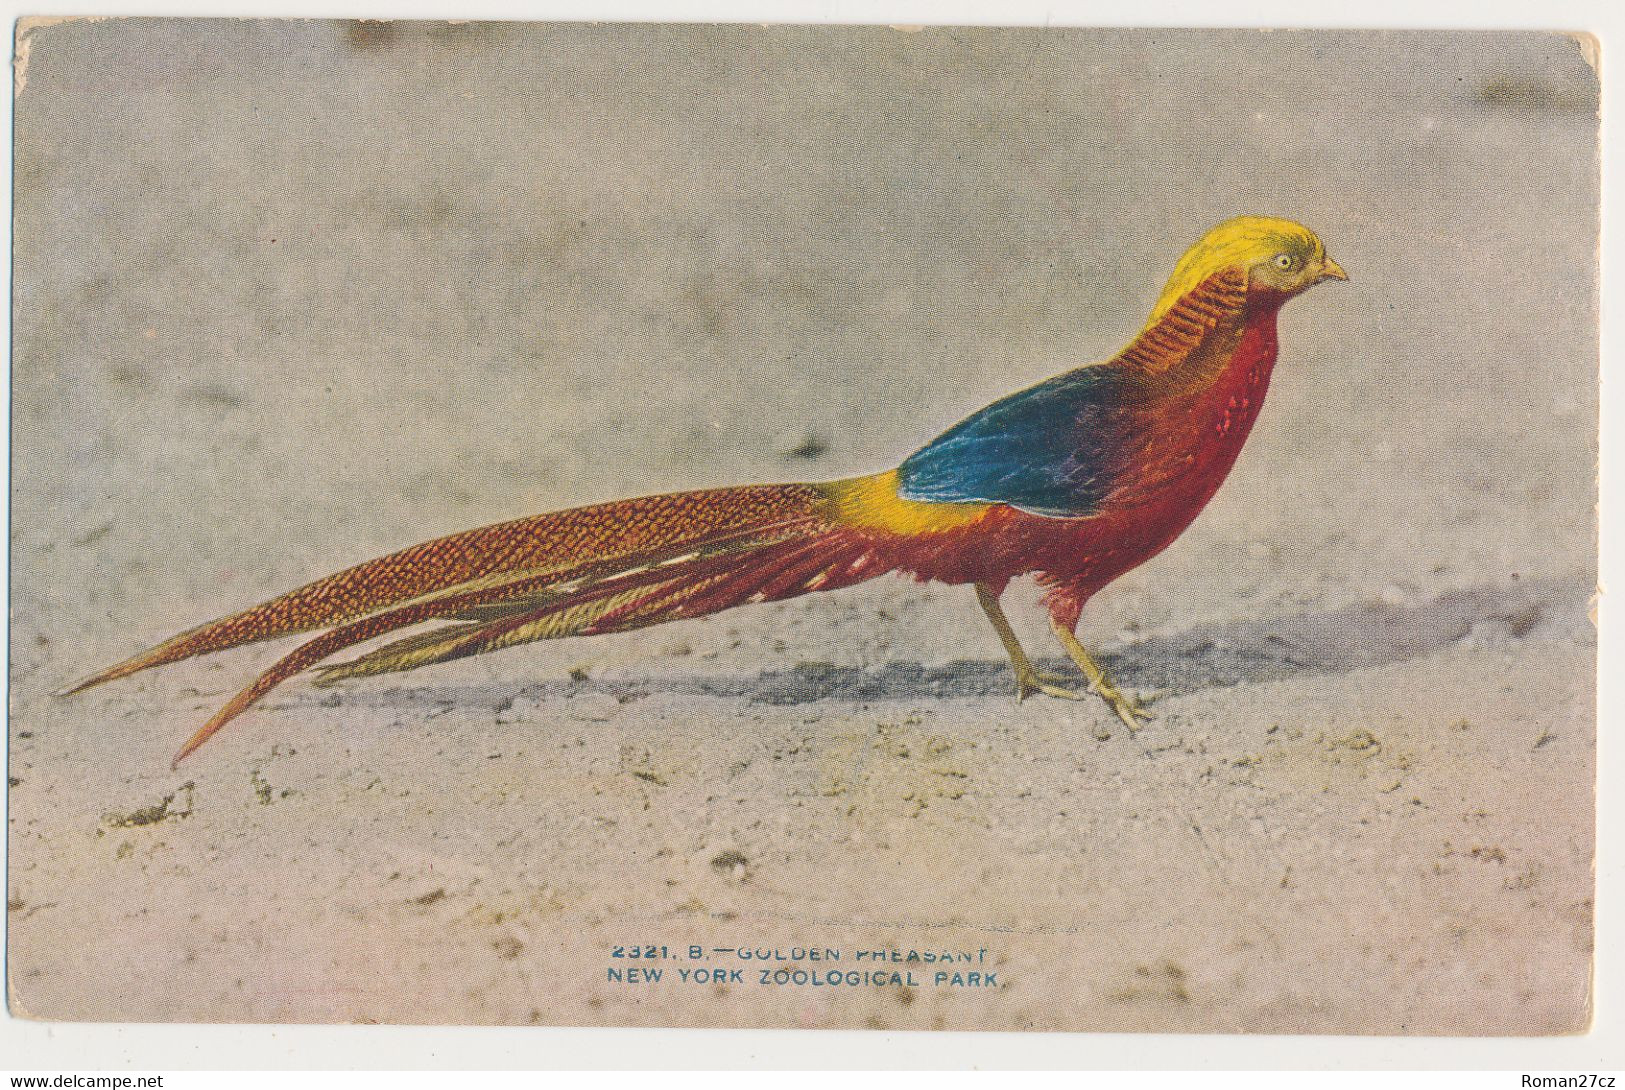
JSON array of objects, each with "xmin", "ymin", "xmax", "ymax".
[
  {"xmin": 1014, "ymin": 669, "xmax": 1152, "ymax": 731},
  {"xmin": 1086, "ymin": 679, "xmax": 1155, "ymax": 730},
  {"xmin": 1108, "ymin": 691, "xmax": 1154, "ymax": 731},
  {"xmin": 1015, "ymin": 670, "xmax": 1086, "ymax": 703}
]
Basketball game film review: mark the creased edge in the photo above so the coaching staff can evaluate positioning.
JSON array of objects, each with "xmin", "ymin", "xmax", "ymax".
[
  {"xmin": 7, "ymin": 960, "xmax": 41, "ymax": 1021},
  {"xmin": 1567, "ymin": 31, "xmax": 1600, "ymax": 77},
  {"xmin": 15, "ymin": 15, "xmax": 113, "ymax": 100}
]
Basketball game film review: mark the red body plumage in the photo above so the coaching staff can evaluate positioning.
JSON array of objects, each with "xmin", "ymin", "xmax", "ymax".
[{"xmin": 868, "ymin": 292, "xmax": 1283, "ymax": 622}]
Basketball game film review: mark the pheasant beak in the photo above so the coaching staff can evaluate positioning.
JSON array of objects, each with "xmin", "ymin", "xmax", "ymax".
[{"xmin": 1317, "ymin": 256, "xmax": 1349, "ymax": 283}]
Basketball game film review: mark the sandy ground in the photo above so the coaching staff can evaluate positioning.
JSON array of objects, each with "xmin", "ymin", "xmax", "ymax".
[{"xmin": 8, "ymin": 23, "xmax": 1598, "ymax": 1033}]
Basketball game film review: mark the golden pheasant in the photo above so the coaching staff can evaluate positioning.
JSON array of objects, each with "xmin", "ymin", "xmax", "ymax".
[{"xmin": 63, "ymin": 215, "xmax": 1346, "ymax": 766}]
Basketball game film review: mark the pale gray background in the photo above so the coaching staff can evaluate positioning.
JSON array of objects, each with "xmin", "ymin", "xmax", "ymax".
[{"xmin": 9, "ymin": 22, "xmax": 1598, "ymax": 1033}]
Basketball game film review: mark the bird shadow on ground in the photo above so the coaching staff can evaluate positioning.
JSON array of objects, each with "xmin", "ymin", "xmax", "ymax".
[{"xmin": 284, "ymin": 575, "xmax": 1591, "ymax": 714}]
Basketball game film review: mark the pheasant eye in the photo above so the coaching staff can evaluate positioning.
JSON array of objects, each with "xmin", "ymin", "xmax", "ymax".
[{"xmin": 1273, "ymin": 253, "xmax": 1297, "ymax": 270}]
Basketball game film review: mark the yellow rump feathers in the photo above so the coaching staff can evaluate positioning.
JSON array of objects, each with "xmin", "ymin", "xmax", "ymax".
[{"xmin": 816, "ymin": 470, "xmax": 992, "ymax": 535}]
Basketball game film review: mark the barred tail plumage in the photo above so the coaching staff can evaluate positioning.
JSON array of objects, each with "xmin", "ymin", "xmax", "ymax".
[
  {"xmin": 60, "ymin": 484, "xmax": 832, "ymax": 696},
  {"xmin": 63, "ymin": 481, "xmax": 889, "ymax": 765}
]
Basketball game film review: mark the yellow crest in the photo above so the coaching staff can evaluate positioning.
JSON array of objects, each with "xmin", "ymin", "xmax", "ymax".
[{"xmin": 1149, "ymin": 216, "xmax": 1328, "ymax": 322}]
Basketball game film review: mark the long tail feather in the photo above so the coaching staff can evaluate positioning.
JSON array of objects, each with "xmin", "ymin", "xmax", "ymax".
[
  {"xmin": 175, "ymin": 527, "xmax": 866, "ymax": 764},
  {"xmin": 314, "ymin": 534, "xmax": 867, "ymax": 691},
  {"xmin": 308, "ymin": 622, "xmax": 493, "ymax": 685},
  {"xmin": 144, "ymin": 495, "xmax": 894, "ymax": 762},
  {"xmin": 311, "ymin": 580, "xmax": 679, "ymax": 687},
  {"xmin": 587, "ymin": 538, "xmax": 825, "ymax": 633},
  {"xmin": 58, "ymin": 473, "xmax": 965, "ymax": 763},
  {"xmin": 316, "ymin": 582, "xmax": 679, "ymax": 689},
  {"xmin": 61, "ymin": 484, "xmax": 829, "ymax": 695}
]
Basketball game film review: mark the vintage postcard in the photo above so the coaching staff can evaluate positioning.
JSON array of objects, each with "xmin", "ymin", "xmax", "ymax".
[{"xmin": 8, "ymin": 21, "xmax": 1597, "ymax": 1034}]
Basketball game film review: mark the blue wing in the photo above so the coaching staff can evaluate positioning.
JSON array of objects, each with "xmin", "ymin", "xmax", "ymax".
[{"xmin": 896, "ymin": 365, "xmax": 1127, "ymax": 518}]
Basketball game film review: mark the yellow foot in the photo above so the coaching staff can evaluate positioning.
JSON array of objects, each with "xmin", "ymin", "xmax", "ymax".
[
  {"xmin": 974, "ymin": 583, "xmax": 1154, "ymax": 739},
  {"xmin": 1047, "ymin": 621, "xmax": 1159, "ymax": 733},
  {"xmin": 1012, "ymin": 668, "xmax": 1154, "ymax": 732},
  {"xmin": 1085, "ymin": 678, "xmax": 1155, "ymax": 731},
  {"xmin": 1013, "ymin": 669, "xmax": 1089, "ymax": 703}
]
